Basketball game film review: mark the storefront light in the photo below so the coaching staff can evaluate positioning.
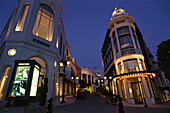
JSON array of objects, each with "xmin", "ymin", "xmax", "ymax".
[
  {"xmin": 54, "ymin": 61, "xmax": 57, "ymax": 67},
  {"xmin": 8, "ymin": 48, "xmax": 16, "ymax": 56}
]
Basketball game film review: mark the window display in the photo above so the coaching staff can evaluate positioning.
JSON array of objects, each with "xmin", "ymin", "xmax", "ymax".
[
  {"xmin": 10, "ymin": 66, "xmax": 30, "ymax": 96},
  {"xmin": 30, "ymin": 65, "xmax": 40, "ymax": 96}
]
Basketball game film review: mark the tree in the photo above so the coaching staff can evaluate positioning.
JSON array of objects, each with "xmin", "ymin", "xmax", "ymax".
[{"xmin": 156, "ymin": 39, "xmax": 170, "ymax": 81}]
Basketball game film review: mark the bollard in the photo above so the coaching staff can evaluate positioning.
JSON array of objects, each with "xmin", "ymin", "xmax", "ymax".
[
  {"xmin": 119, "ymin": 97, "xmax": 125, "ymax": 113},
  {"xmin": 46, "ymin": 98, "xmax": 53, "ymax": 113}
]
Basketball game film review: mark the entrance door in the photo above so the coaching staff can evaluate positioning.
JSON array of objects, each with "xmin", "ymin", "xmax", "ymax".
[{"xmin": 131, "ymin": 82, "xmax": 143, "ymax": 104}]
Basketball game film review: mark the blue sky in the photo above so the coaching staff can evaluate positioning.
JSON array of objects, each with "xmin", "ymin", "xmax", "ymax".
[{"xmin": 0, "ymin": 0, "xmax": 169, "ymax": 69}]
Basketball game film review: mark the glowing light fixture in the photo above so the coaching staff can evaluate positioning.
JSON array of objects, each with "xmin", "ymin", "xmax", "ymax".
[
  {"xmin": 104, "ymin": 77, "xmax": 107, "ymax": 79},
  {"xmin": 76, "ymin": 77, "xmax": 79, "ymax": 79},
  {"xmin": 54, "ymin": 61, "xmax": 57, "ymax": 67},
  {"xmin": 8, "ymin": 48, "xmax": 16, "ymax": 56},
  {"xmin": 60, "ymin": 62, "xmax": 63, "ymax": 67}
]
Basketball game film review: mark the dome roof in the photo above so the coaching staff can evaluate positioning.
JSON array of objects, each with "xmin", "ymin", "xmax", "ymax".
[{"xmin": 112, "ymin": 7, "xmax": 125, "ymax": 16}]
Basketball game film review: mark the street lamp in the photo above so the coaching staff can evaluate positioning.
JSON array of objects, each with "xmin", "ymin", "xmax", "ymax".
[
  {"xmin": 60, "ymin": 59, "xmax": 70, "ymax": 103},
  {"xmin": 71, "ymin": 76, "xmax": 77, "ymax": 97}
]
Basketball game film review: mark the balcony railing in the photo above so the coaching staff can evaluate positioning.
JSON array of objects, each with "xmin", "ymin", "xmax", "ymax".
[{"xmin": 121, "ymin": 49, "xmax": 135, "ymax": 56}]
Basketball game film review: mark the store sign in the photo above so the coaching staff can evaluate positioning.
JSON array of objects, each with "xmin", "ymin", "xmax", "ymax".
[
  {"xmin": 10, "ymin": 65, "xmax": 30, "ymax": 97},
  {"xmin": 30, "ymin": 65, "xmax": 40, "ymax": 96}
]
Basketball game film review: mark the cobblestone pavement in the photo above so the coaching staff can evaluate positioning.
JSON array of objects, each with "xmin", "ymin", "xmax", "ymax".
[{"xmin": 30, "ymin": 94, "xmax": 170, "ymax": 113}]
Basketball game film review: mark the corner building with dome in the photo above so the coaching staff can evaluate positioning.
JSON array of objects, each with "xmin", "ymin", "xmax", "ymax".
[{"xmin": 101, "ymin": 8, "xmax": 165, "ymax": 104}]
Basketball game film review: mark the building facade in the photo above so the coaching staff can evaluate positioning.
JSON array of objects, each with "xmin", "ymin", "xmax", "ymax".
[
  {"xmin": 80, "ymin": 67, "xmax": 97, "ymax": 93},
  {"xmin": 0, "ymin": 0, "xmax": 74, "ymax": 102},
  {"xmin": 101, "ymin": 8, "xmax": 163, "ymax": 105}
]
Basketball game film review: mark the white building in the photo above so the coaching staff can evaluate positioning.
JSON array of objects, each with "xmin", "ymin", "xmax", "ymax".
[
  {"xmin": 0, "ymin": 0, "xmax": 71, "ymax": 102},
  {"xmin": 101, "ymin": 7, "xmax": 164, "ymax": 105},
  {"xmin": 80, "ymin": 66, "xmax": 97, "ymax": 93}
]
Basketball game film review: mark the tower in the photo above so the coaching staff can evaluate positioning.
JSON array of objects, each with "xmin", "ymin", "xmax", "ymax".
[
  {"xmin": 101, "ymin": 7, "xmax": 161, "ymax": 104},
  {"xmin": 0, "ymin": 0, "xmax": 70, "ymax": 101}
]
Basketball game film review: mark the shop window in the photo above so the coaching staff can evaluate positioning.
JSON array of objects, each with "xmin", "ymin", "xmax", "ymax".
[
  {"xmin": 0, "ymin": 67, "xmax": 11, "ymax": 100},
  {"xmin": 127, "ymin": 79, "xmax": 133, "ymax": 98},
  {"xmin": 15, "ymin": 3, "xmax": 30, "ymax": 31},
  {"xmin": 30, "ymin": 57, "xmax": 46, "ymax": 87},
  {"xmin": 124, "ymin": 59, "xmax": 139, "ymax": 73},
  {"xmin": 119, "ymin": 36, "xmax": 133, "ymax": 50},
  {"xmin": 32, "ymin": 3, "xmax": 54, "ymax": 42}
]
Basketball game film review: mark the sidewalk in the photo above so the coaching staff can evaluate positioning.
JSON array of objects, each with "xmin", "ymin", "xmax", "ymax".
[
  {"xmin": 0, "ymin": 96, "xmax": 77, "ymax": 113},
  {"xmin": 99, "ymin": 94, "xmax": 170, "ymax": 108}
]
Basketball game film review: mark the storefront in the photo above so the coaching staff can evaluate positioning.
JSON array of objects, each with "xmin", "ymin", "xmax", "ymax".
[{"xmin": 112, "ymin": 72, "xmax": 160, "ymax": 104}]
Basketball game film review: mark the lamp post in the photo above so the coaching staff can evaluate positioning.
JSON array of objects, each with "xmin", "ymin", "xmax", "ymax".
[
  {"xmin": 60, "ymin": 59, "xmax": 70, "ymax": 103},
  {"xmin": 71, "ymin": 76, "xmax": 77, "ymax": 97}
]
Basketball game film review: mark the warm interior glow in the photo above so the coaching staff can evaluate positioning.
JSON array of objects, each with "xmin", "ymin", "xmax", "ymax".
[
  {"xmin": 104, "ymin": 77, "xmax": 107, "ymax": 79},
  {"xmin": 109, "ymin": 76, "xmax": 112, "ymax": 79},
  {"xmin": 76, "ymin": 77, "xmax": 79, "ymax": 79}
]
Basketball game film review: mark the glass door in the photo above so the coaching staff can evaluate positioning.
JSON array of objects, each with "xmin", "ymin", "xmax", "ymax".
[{"xmin": 131, "ymin": 82, "xmax": 143, "ymax": 104}]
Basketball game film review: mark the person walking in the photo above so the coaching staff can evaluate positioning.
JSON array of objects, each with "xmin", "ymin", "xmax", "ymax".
[{"xmin": 39, "ymin": 77, "xmax": 48, "ymax": 113}]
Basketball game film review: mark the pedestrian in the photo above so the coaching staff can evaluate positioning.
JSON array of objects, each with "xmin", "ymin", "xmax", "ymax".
[{"xmin": 39, "ymin": 77, "xmax": 48, "ymax": 113}]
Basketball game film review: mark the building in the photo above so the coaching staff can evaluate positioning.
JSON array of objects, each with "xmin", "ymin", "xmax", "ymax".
[
  {"xmin": 0, "ymin": 0, "xmax": 74, "ymax": 102},
  {"xmin": 101, "ymin": 7, "xmax": 165, "ymax": 105},
  {"xmin": 79, "ymin": 66, "xmax": 97, "ymax": 93}
]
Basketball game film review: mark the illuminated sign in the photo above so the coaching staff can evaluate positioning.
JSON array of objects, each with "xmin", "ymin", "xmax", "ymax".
[
  {"xmin": 10, "ymin": 65, "xmax": 30, "ymax": 97},
  {"xmin": 30, "ymin": 65, "xmax": 40, "ymax": 96}
]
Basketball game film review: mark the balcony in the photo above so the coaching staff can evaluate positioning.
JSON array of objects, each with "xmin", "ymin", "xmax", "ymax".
[{"xmin": 121, "ymin": 49, "xmax": 135, "ymax": 56}]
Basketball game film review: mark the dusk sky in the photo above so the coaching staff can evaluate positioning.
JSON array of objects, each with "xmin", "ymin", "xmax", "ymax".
[{"xmin": 0, "ymin": 0, "xmax": 169, "ymax": 69}]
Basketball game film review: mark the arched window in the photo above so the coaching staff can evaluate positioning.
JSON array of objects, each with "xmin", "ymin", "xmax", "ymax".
[
  {"xmin": 30, "ymin": 57, "xmax": 47, "ymax": 87},
  {"xmin": 0, "ymin": 67, "xmax": 11, "ymax": 100},
  {"xmin": 15, "ymin": 3, "xmax": 30, "ymax": 31},
  {"xmin": 32, "ymin": 3, "xmax": 54, "ymax": 42}
]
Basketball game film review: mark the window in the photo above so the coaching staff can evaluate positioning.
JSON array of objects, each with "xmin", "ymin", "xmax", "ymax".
[
  {"xmin": 117, "ymin": 26, "xmax": 129, "ymax": 36},
  {"xmin": 119, "ymin": 36, "xmax": 133, "ymax": 50},
  {"xmin": 112, "ymin": 31, "xmax": 116, "ymax": 41},
  {"xmin": 134, "ymin": 37, "xmax": 139, "ymax": 49},
  {"xmin": 59, "ymin": 35, "xmax": 63, "ymax": 56},
  {"xmin": 0, "ymin": 67, "xmax": 11, "ymax": 100},
  {"xmin": 56, "ymin": 23, "xmax": 60, "ymax": 48},
  {"xmin": 15, "ymin": 3, "xmax": 30, "ymax": 31},
  {"xmin": 140, "ymin": 59, "xmax": 145, "ymax": 71},
  {"xmin": 118, "ymin": 62, "xmax": 123, "ymax": 74},
  {"xmin": 32, "ymin": 3, "xmax": 54, "ymax": 42},
  {"xmin": 145, "ymin": 77, "xmax": 152, "ymax": 98},
  {"xmin": 30, "ymin": 57, "xmax": 46, "ymax": 87},
  {"xmin": 124, "ymin": 59, "xmax": 139, "ymax": 73},
  {"xmin": 114, "ymin": 41, "xmax": 118, "ymax": 53}
]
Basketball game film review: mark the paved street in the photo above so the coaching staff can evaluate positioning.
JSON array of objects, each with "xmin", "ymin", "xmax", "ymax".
[{"xmin": 30, "ymin": 94, "xmax": 170, "ymax": 113}]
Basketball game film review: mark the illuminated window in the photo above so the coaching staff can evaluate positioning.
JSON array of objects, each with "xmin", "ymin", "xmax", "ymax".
[
  {"xmin": 127, "ymin": 79, "xmax": 133, "ymax": 98},
  {"xmin": 124, "ymin": 59, "xmax": 139, "ymax": 73},
  {"xmin": 56, "ymin": 23, "xmax": 60, "ymax": 48},
  {"xmin": 32, "ymin": 3, "xmax": 54, "ymax": 42},
  {"xmin": 0, "ymin": 67, "xmax": 11, "ymax": 100},
  {"xmin": 119, "ymin": 36, "xmax": 133, "ymax": 50},
  {"xmin": 118, "ymin": 62, "xmax": 123, "ymax": 74},
  {"xmin": 140, "ymin": 59, "xmax": 145, "ymax": 71},
  {"xmin": 15, "ymin": 3, "xmax": 30, "ymax": 31},
  {"xmin": 30, "ymin": 57, "xmax": 46, "ymax": 87}
]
